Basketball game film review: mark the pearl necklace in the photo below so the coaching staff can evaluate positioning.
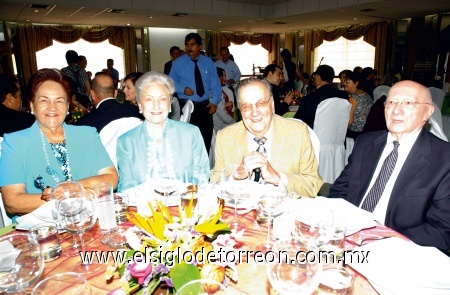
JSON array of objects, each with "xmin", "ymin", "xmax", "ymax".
[{"xmin": 40, "ymin": 124, "xmax": 73, "ymax": 183}]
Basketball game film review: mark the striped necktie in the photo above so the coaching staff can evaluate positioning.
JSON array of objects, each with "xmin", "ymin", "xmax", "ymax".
[{"xmin": 361, "ymin": 141, "xmax": 400, "ymax": 212}]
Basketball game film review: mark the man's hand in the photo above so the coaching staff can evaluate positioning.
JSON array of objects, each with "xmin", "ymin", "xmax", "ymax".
[
  {"xmin": 283, "ymin": 91, "xmax": 295, "ymax": 105},
  {"xmin": 184, "ymin": 87, "xmax": 194, "ymax": 96},
  {"xmin": 208, "ymin": 103, "xmax": 217, "ymax": 114},
  {"xmin": 241, "ymin": 152, "xmax": 281, "ymax": 185}
]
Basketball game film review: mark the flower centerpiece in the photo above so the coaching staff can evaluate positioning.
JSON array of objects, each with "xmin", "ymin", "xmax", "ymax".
[{"xmin": 106, "ymin": 198, "xmax": 239, "ymax": 294}]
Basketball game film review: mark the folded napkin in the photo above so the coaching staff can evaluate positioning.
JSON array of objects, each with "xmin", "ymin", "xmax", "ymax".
[
  {"xmin": 0, "ymin": 241, "xmax": 19, "ymax": 270},
  {"xmin": 293, "ymin": 197, "xmax": 376, "ymax": 235},
  {"xmin": 349, "ymin": 237, "xmax": 450, "ymax": 294},
  {"xmin": 16, "ymin": 200, "xmax": 57, "ymax": 230}
]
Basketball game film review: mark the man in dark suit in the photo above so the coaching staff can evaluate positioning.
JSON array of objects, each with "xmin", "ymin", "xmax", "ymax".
[
  {"xmin": 294, "ymin": 65, "xmax": 348, "ymax": 128},
  {"xmin": 76, "ymin": 73, "xmax": 141, "ymax": 133},
  {"xmin": 0, "ymin": 74, "xmax": 35, "ymax": 137},
  {"xmin": 163, "ymin": 46, "xmax": 181, "ymax": 75},
  {"xmin": 329, "ymin": 80, "xmax": 450, "ymax": 252},
  {"xmin": 263, "ymin": 64, "xmax": 295, "ymax": 116}
]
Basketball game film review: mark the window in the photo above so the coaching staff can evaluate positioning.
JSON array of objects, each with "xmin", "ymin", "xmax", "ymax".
[
  {"xmin": 314, "ymin": 36, "xmax": 375, "ymax": 75},
  {"xmin": 228, "ymin": 43, "xmax": 269, "ymax": 77},
  {"xmin": 36, "ymin": 39, "xmax": 124, "ymax": 79}
]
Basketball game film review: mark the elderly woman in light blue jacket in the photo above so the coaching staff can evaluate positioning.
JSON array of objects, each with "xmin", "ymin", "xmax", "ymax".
[{"xmin": 117, "ymin": 71, "xmax": 209, "ymax": 191}]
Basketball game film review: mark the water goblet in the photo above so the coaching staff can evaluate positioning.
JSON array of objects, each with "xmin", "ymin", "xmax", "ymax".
[
  {"xmin": 267, "ymin": 237, "xmax": 322, "ymax": 295},
  {"xmin": 254, "ymin": 190, "xmax": 284, "ymax": 254},
  {"xmin": 55, "ymin": 181, "xmax": 99, "ymax": 274},
  {"xmin": 0, "ymin": 234, "xmax": 44, "ymax": 294},
  {"xmin": 154, "ymin": 176, "xmax": 179, "ymax": 206},
  {"xmin": 32, "ymin": 272, "xmax": 92, "ymax": 295},
  {"xmin": 220, "ymin": 164, "xmax": 251, "ymax": 232}
]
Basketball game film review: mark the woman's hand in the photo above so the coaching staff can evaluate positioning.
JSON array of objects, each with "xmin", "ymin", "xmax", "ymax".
[{"xmin": 40, "ymin": 187, "xmax": 52, "ymax": 202}]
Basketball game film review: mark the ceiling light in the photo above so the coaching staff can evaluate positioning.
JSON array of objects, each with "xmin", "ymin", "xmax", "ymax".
[
  {"xmin": 109, "ymin": 9, "xmax": 124, "ymax": 13},
  {"xmin": 218, "ymin": 20, "xmax": 222, "ymax": 23},
  {"xmin": 33, "ymin": 9, "xmax": 39, "ymax": 13},
  {"xmin": 26, "ymin": 19, "xmax": 30, "ymax": 22},
  {"xmin": 148, "ymin": 16, "xmax": 153, "ymax": 19},
  {"xmin": 126, "ymin": 23, "xmax": 131, "ymax": 26},
  {"xmin": 353, "ymin": 17, "xmax": 358, "ymax": 21}
]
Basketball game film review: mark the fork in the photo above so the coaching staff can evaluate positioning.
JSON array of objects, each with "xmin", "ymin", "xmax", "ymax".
[{"xmin": 346, "ymin": 235, "xmax": 394, "ymax": 247}]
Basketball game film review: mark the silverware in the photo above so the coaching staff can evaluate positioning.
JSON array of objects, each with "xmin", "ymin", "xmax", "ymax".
[{"xmin": 346, "ymin": 235, "xmax": 394, "ymax": 247}]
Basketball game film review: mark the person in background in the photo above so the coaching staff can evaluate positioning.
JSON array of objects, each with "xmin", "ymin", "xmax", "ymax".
[
  {"xmin": 0, "ymin": 74, "xmax": 35, "ymax": 137},
  {"xmin": 77, "ymin": 55, "xmax": 87, "ymax": 70},
  {"xmin": 210, "ymin": 53, "xmax": 219, "ymax": 62},
  {"xmin": 0, "ymin": 68, "xmax": 117, "ymax": 217},
  {"xmin": 353, "ymin": 66, "xmax": 363, "ymax": 73},
  {"xmin": 338, "ymin": 69, "xmax": 352, "ymax": 91},
  {"xmin": 211, "ymin": 78, "xmax": 323, "ymax": 196},
  {"xmin": 213, "ymin": 67, "xmax": 236, "ymax": 132},
  {"xmin": 116, "ymin": 71, "xmax": 209, "ymax": 191},
  {"xmin": 61, "ymin": 50, "xmax": 91, "ymax": 108},
  {"xmin": 280, "ymin": 49, "xmax": 305, "ymax": 92},
  {"xmin": 262, "ymin": 64, "xmax": 295, "ymax": 116},
  {"xmin": 122, "ymin": 72, "xmax": 144, "ymax": 106},
  {"xmin": 345, "ymin": 71, "xmax": 373, "ymax": 139},
  {"xmin": 215, "ymin": 46, "xmax": 242, "ymax": 88},
  {"xmin": 294, "ymin": 65, "xmax": 348, "ymax": 129},
  {"xmin": 360, "ymin": 67, "xmax": 377, "ymax": 99},
  {"xmin": 164, "ymin": 46, "xmax": 181, "ymax": 75},
  {"xmin": 169, "ymin": 33, "xmax": 222, "ymax": 152},
  {"xmin": 329, "ymin": 80, "xmax": 450, "ymax": 252},
  {"xmin": 107, "ymin": 58, "xmax": 119, "ymax": 88}
]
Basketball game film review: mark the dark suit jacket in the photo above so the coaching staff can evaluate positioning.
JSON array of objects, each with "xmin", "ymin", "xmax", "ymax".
[
  {"xmin": 271, "ymin": 83, "xmax": 290, "ymax": 116},
  {"xmin": 164, "ymin": 60, "xmax": 173, "ymax": 75},
  {"xmin": 294, "ymin": 84, "xmax": 348, "ymax": 128},
  {"xmin": 0, "ymin": 104, "xmax": 35, "ymax": 137},
  {"xmin": 75, "ymin": 98, "xmax": 141, "ymax": 133},
  {"xmin": 329, "ymin": 129, "xmax": 450, "ymax": 252}
]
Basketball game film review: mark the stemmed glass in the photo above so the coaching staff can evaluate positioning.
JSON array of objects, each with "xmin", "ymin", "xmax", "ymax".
[
  {"xmin": 55, "ymin": 181, "xmax": 99, "ymax": 274},
  {"xmin": 154, "ymin": 176, "xmax": 179, "ymax": 206},
  {"xmin": 0, "ymin": 234, "xmax": 44, "ymax": 294},
  {"xmin": 32, "ymin": 272, "xmax": 92, "ymax": 295},
  {"xmin": 220, "ymin": 164, "xmax": 251, "ymax": 232},
  {"xmin": 254, "ymin": 184, "xmax": 287, "ymax": 254},
  {"xmin": 51, "ymin": 181, "xmax": 93, "ymax": 257}
]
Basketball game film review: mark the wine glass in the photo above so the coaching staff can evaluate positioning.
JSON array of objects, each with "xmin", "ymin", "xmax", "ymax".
[
  {"xmin": 32, "ymin": 272, "xmax": 92, "ymax": 295},
  {"xmin": 0, "ymin": 234, "xmax": 44, "ymax": 294},
  {"xmin": 220, "ymin": 164, "xmax": 251, "ymax": 232},
  {"xmin": 154, "ymin": 176, "xmax": 179, "ymax": 206},
  {"xmin": 55, "ymin": 181, "xmax": 99, "ymax": 274},
  {"xmin": 51, "ymin": 181, "xmax": 94, "ymax": 257},
  {"xmin": 267, "ymin": 238, "xmax": 322, "ymax": 295},
  {"xmin": 253, "ymin": 186, "xmax": 285, "ymax": 254}
]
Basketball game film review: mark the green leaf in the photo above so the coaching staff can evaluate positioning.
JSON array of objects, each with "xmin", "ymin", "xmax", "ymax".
[{"xmin": 170, "ymin": 260, "xmax": 201, "ymax": 291}]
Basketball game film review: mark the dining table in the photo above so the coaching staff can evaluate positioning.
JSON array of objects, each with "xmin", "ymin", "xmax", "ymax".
[{"xmin": 1, "ymin": 198, "xmax": 406, "ymax": 295}]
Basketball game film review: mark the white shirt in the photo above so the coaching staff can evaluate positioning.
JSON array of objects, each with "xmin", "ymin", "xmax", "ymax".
[
  {"xmin": 95, "ymin": 97, "xmax": 115, "ymax": 108},
  {"xmin": 359, "ymin": 131, "xmax": 421, "ymax": 223}
]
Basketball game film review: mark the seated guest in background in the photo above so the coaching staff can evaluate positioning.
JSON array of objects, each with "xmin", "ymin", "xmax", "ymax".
[
  {"xmin": 360, "ymin": 67, "xmax": 377, "ymax": 99},
  {"xmin": 75, "ymin": 73, "xmax": 142, "ymax": 167},
  {"xmin": 117, "ymin": 71, "xmax": 209, "ymax": 191},
  {"xmin": 211, "ymin": 78, "xmax": 323, "ymax": 196},
  {"xmin": 164, "ymin": 46, "xmax": 181, "ymax": 75},
  {"xmin": 345, "ymin": 71, "xmax": 373, "ymax": 139},
  {"xmin": 262, "ymin": 64, "xmax": 295, "ymax": 116},
  {"xmin": 0, "ymin": 69, "xmax": 118, "ymax": 217},
  {"xmin": 215, "ymin": 46, "xmax": 242, "ymax": 88},
  {"xmin": 0, "ymin": 74, "xmax": 35, "ymax": 137},
  {"xmin": 294, "ymin": 65, "xmax": 348, "ymax": 129},
  {"xmin": 353, "ymin": 66, "xmax": 363, "ymax": 73},
  {"xmin": 280, "ymin": 49, "xmax": 305, "ymax": 92},
  {"xmin": 338, "ymin": 69, "xmax": 352, "ymax": 91},
  {"xmin": 329, "ymin": 80, "xmax": 450, "ymax": 252},
  {"xmin": 213, "ymin": 67, "xmax": 236, "ymax": 132},
  {"xmin": 123, "ymin": 72, "xmax": 143, "ymax": 106}
]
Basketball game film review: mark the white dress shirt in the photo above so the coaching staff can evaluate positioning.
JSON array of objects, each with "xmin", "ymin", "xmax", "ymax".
[{"xmin": 359, "ymin": 130, "xmax": 421, "ymax": 223}]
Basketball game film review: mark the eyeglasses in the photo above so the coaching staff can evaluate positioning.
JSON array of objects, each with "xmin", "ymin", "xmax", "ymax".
[
  {"xmin": 345, "ymin": 80, "xmax": 353, "ymax": 84},
  {"xmin": 384, "ymin": 100, "xmax": 431, "ymax": 109},
  {"xmin": 240, "ymin": 99, "xmax": 271, "ymax": 113}
]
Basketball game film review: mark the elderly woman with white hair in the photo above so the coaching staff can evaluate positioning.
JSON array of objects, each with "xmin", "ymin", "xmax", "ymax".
[{"xmin": 116, "ymin": 71, "xmax": 209, "ymax": 191}]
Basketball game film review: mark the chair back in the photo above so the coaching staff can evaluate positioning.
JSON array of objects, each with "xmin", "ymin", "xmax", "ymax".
[
  {"xmin": 428, "ymin": 87, "xmax": 445, "ymax": 110},
  {"xmin": 99, "ymin": 117, "xmax": 142, "ymax": 168},
  {"xmin": 373, "ymin": 85, "xmax": 390, "ymax": 102},
  {"xmin": 180, "ymin": 100, "xmax": 194, "ymax": 123},
  {"xmin": 427, "ymin": 101, "xmax": 448, "ymax": 141},
  {"xmin": 287, "ymin": 118, "xmax": 320, "ymax": 164},
  {"xmin": 313, "ymin": 98, "xmax": 351, "ymax": 183}
]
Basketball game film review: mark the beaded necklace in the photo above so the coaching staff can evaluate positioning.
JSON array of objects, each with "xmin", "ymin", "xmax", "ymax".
[{"xmin": 40, "ymin": 124, "xmax": 73, "ymax": 183}]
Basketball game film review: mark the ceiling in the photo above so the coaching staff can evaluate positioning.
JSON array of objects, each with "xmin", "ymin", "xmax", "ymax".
[{"xmin": 0, "ymin": 0, "xmax": 449, "ymax": 33}]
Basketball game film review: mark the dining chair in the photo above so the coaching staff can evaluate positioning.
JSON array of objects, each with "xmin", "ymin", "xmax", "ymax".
[
  {"xmin": 373, "ymin": 85, "xmax": 390, "ymax": 103},
  {"xmin": 313, "ymin": 98, "xmax": 351, "ymax": 183},
  {"xmin": 426, "ymin": 101, "xmax": 448, "ymax": 141},
  {"xmin": 428, "ymin": 87, "xmax": 445, "ymax": 110},
  {"xmin": 180, "ymin": 100, "xmax": 194, "ymax": 123},
  {"xmin": 99, "ymin": 117, "xmax": 143, "ymax": 168}
]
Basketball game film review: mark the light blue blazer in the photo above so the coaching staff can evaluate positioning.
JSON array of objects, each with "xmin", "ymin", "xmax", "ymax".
[
  {"xmin": 117, "ymin": 119, "xmax": 209, "ymax": 191},
  {"xmin": 0, "ymin": 121, "xmax": 114, "ymax": 193}
]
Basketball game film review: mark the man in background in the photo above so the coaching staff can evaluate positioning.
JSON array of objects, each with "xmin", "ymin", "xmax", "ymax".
[
  {"xmin": 61, "ymin": 50, "xmax": 91, "ymax": 108},
  {"xmin": 263, "ymin": 64, "xmax": 295, "ymax": 116},
  {"xmin": 329, "ymin": 80, "xmax": 450, "ymax": 252},
  {"xmin": 107, "ymin": 58, "xmax": 119, "ymax": 88},
  {"xmin": 164, "ymin": 46, "xmax": 181, "ymax": 75},
  {"xmin": 169, "ymin": 33, "xmax": 222, "ymax": 152},
  {"xmin": 215, "ymin": 46, "xmax": 241, "ymax": 88}
]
